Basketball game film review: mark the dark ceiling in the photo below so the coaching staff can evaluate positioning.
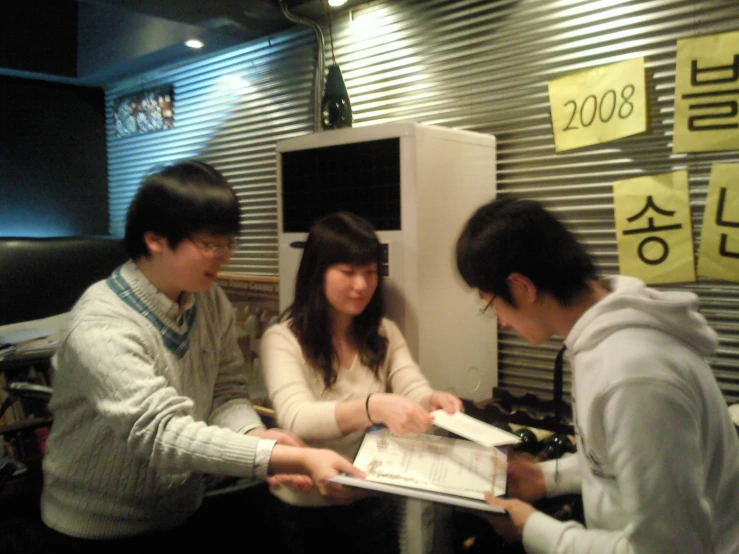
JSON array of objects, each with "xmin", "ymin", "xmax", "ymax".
[
  {"xmin": 1, "ymin": 0, "xmax": 366, "ymax": 87},
  {"xmin": 87, "ymin": 0, "xmax": 331, "ymax": 37}
]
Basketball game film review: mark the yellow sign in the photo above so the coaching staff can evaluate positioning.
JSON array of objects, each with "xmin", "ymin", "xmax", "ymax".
[
  {"xmin": 548, "ymin": 57, "xmax": 647, "ymax": 152},
  {"xmin": 673, "ymin": 30, "xmax": 739, "ymax": 153},
  {"xmin": 613, "ymin": 171, "xmax": 695, "ymax": 284},
  {"xmin": 698, "ymin": 164, "xmax": 739, "ymax": 282}
]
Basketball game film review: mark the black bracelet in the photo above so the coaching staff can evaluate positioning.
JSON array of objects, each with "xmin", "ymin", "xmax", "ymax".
[{"xmin": 366, "ymin": 393, "xmax": 376, "ymax": 424}]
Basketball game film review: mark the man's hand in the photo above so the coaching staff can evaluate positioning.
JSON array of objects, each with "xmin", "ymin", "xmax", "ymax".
[
  {"xmin": 268, "ymin": 445, "xmax": 365, "ymax": 505},
  {"xmin": 266, "ymin": 473, "xmax": 314, "ymax": 493},
  {"xmin": 314, "ymin": 480, "xmax": 377, "ymax": 505},
  {"xmin": 248, "ymin": 429, "xmax": 311, "ymax": 491},
  {"xmin": 506, "ymin": 452, "xmax": 547, "ymax": 502},
  {"xmin": 300, "ymin": 448, "xmax": 366, "ymax": 500},
  {"xmin": 483, "ymin": 495, "xmax": 537, "ymax": 544},
  {"xmin": 247, "ymin": 427, "xmax": 307, "ymax": 447}
]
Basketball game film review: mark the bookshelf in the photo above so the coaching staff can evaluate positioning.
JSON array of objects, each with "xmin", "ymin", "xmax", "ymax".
[{"xmin": 0, "ymin": 353, "xmax": 53, "ymax": 519}]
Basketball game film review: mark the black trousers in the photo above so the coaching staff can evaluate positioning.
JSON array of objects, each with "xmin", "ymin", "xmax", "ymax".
[
  {"xmin": 263, "ymin": 492, "xmax": 401, "ymax": 554},
  {"xmin": 1, "ymin": 481, "xmax": 270, "ymax": 554}
]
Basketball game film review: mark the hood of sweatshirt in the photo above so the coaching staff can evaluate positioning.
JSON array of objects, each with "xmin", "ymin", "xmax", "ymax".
[{"xmin": 565, "ymin": 275, "xmax": 718, "ymax": 357}]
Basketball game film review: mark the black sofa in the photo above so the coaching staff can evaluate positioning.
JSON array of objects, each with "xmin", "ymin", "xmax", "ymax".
[{"xmin": 0, "ymin": 237, "xmax": 129, "ymax": 327}]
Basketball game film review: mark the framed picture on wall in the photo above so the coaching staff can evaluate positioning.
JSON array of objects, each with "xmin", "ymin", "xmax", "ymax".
[{"xmin": 112, "ymin": 85, "xmax": 174, "ymax": 138}]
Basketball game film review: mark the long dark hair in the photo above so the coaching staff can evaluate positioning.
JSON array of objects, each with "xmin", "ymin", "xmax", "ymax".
[{"xmin": 287, "ymin": 212, "xmax": 388, "ymax": 389}]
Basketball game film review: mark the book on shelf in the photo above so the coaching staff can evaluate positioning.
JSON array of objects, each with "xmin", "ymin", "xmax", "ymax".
[
  {"xmin": 0, "ymin": 357, "xmax": 54, "ymax": 429},
  {"xmin": 330, "ymin": 412, "xmax": 521, "ymax": 514},
  {"xmin": 0, "ymin": 373, "xmax": 9, "ymax": 427},
  {"xmin": 0, "ymin": 327, "xmax": 57, "ymax": 361}
]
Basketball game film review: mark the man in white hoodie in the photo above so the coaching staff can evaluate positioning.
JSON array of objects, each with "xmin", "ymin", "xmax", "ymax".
[{"xmin": 455, "ymin": 196, "xmax": 739, "ymax": 554}]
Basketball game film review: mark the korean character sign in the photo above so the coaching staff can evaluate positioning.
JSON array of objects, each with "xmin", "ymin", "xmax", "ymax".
[
  {"xmin": 673, "ymin": 30, "xmax": 739, "ymax": 153},
  {"xmin": 698, "ymin": 164, "xmax": 739, "ymax": 283},
  {"xmin": 547, "ymin": 57, "xmax": 648, "ymax": 152},
  {"xmin": 613, "ymin": 171, "xmax": 696, "ymax": 285}
]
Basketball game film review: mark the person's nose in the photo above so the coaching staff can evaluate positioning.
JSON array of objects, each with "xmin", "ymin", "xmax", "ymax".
[{"xmin": 353, "ymin": 274, "xmax": 369, "ymax": 292}]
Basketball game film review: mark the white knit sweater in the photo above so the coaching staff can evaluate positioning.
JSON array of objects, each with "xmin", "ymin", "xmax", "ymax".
[
  {"xmin": 261, "ymin": 318, "xmax": 435, "ymax": 506},
  {"xmin": 41, "ymin": 261, "xmax": 270, "ymax": 539}
]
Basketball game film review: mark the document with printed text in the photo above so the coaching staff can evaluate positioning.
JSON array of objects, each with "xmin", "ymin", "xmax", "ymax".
[{"xmin": 330, "ymin": 428, "xmax": 509, "ymax": 513}]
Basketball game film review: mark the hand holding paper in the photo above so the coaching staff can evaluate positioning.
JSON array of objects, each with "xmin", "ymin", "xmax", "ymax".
[
  {"xmin": 368, "ymin": 393, "xmax": 433, "ymax": 435},
  {"xmin": 426, "ymin": 391, "xmax": 465, "ymax": 414}
]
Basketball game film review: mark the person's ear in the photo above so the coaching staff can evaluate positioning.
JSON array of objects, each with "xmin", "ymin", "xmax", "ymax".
[
  {"xmin": 143, "ymin": 232, "xmax": 167, "ymax": 256},
  {"xmin": 507, "ymin": 273, "xmax": 538, "ymax": 305}
]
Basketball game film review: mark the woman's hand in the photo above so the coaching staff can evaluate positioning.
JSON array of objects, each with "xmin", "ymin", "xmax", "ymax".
[
  {"xmin": 368, "ymin": 393, "xmax": 433, "ymax": 435},
  {"xmin": 425, "ymin": 391, "xmax": 464, "ymax": 414}
]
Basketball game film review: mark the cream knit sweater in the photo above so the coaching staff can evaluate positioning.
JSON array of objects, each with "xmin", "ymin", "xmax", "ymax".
[
  {"xmin": 261, "ymin": 318, "xmax": 434, "ymax": 506},
  {"xmin": 41, "ymin": 261, "xmax": 270, "ymax": 539}
]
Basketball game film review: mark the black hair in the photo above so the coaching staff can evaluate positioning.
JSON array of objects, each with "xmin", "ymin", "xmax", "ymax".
[
  {"xmin": 287, "ymin": 212, "xmax": 388, "ymax": 389},
  {"xmin": 456, "ymin": 196, "xmax": 598, "ymax": 307},
  {"xmin": 124, "ymin": 160, "xmax": 240, "ymax": 260}
]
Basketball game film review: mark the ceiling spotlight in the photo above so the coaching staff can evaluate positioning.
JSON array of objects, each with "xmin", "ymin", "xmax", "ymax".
[
  {"xmin": 328, "ymin": 0, "xmax": 347, "ymax": 6},
  {"xmin": 185, "ymin": 39, "xmax": 204, "ymax": 49}
]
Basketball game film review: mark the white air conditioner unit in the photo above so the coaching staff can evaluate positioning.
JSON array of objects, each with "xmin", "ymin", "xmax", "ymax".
[{"xmin": 275, "ymin": 121, "xmax": 497, "ymax": 554}]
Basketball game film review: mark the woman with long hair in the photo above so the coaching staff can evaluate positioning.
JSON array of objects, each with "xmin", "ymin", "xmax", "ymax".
[{"xmin": 261, "ymin": 211, "xmax": 462, "ymax": 554}]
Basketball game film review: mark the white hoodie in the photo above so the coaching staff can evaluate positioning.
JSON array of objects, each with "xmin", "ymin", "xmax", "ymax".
[{"xmin": 523, "ymin": 276, "xmax": 739, "ymax": 554}]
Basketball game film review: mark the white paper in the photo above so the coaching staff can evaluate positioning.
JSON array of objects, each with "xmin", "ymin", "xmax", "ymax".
[
  {"xmin": 329, "ymin": 474, "xmax": 506, "ymax": 514},
  {"xmin": 431, "ymin": 410, "xmax": 521, "ymax": 447}
]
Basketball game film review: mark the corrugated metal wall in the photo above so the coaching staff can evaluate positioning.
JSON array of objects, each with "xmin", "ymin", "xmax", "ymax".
[{"xmin": 107, "ymin": 0, "xmax": 739, "ymax": 404}]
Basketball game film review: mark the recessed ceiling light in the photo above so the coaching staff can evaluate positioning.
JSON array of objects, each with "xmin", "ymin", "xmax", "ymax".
[
  {"xmin": 185, "ymin": 39, "xmax": 204, "ymax": 49},
  {"xmin": 328, "ymin": 0, "xmax": 347, "ymax": 6}
]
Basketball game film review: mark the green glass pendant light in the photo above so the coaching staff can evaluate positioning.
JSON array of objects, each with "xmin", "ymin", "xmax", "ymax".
[
  {"xmin": 321, "ymin": 1, "xmax": 352, "ymax": 130},
  {"xmin": 322, "ymin": 64, "xmax": 352, "ymax": 129}
]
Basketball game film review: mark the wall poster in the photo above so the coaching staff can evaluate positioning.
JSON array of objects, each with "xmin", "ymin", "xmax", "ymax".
[
  {"xmin": 673, "ymin": 30, "xmax": 739, "ymax": 153},
  {"xmin": 613, "ymin": 171, "xmax": 696, "ymax": 285},
  {"xmin": 548, "ymin": 57, "xmax": 648, "ymax": 152},
  {"xmin": 698, "ymin": 163, "xmax": 739, "ymax": 283}
]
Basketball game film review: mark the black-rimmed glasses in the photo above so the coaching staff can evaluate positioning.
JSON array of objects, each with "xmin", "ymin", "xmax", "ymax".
[
  {"xmin": 190, "ymin": 237, "xmax": 241, "ymax": 256},
  {"xmin": 478, "ymin": 295, "xmax": 497, "ymax": 318}
]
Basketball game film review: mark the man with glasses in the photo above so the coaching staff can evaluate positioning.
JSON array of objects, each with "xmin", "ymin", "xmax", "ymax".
[
  {"xmin": 40, "ymin": 160, "xmax": 361, "ymax": 552},
  {"xmin": 455, "ymin": 196, "xmax": 739, "ymax": 554}
]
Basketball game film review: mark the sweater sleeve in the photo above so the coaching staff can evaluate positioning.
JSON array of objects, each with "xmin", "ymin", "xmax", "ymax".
[
  {"xmin": 260, "ymin": 324, "xmax": 341, "ymax": 440},
  {"xmin": 61, "ymin": 314, "xmax": 267, "ymax": 480},
  {"xmin": 382, "ymin": 319, "xmax": 434, "ymax": 403},
  {"xmin": 522, "ymin": 379, "xmax": 713, "ymax": 554},
  {"xmin": 208, "ymin": 287, "xmax": 264, "ymax": 434}
]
